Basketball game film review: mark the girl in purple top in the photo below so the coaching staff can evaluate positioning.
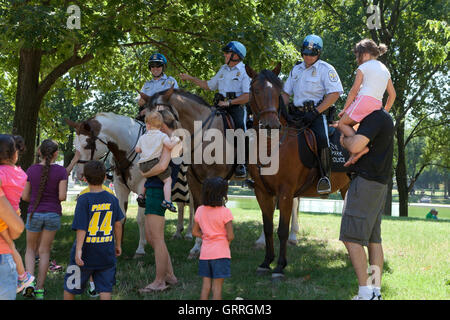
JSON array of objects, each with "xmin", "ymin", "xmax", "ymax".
[{"xmin": 21, "ymin": 139, "xmax": 68, "ymax": 299}]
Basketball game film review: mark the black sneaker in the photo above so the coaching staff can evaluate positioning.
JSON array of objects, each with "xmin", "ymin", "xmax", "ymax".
[
  {"xmin": 88, "ymin": 287, "xmax": 99, "ymax": 298},
  {"xmin": 234, "ymin": 164, "xmax": 247, "ymax": 178}
]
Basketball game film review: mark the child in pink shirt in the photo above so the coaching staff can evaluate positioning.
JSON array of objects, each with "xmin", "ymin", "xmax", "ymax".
[
  {"xmin": 338, "ymin": 39, "xmax": 396, "ymax": 166},
  {"xmin": 192, "ymin": 177, "xmax": 234, "ymax": 300},
  {"xmin": 0, "ymin": 134, "xmax": 35, "ymax": 294}
]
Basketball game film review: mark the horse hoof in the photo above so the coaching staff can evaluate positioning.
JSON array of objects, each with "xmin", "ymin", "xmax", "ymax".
[
  {"xmin": 287, "ymin": 239, "xmax": 297, "ymax": 246},
  {"xmin": 256, "ymin": 267, "xmax": 271, "ymax": 276},
  {"xmin": 188, "ymin": 252, "xmax": 199, "ymax": 260},
  {"xmin": 254, "ymin": 243, "xmax": 265, "ymax": 250},
  {"xmin": 271, "ymin": 273, "xmax": 285, "ymax": 282},
  {"xmin": 172, "ymin": 233, "xmax": 182, "ymax": 240},
  {"xmin": 133, "ymin": 253, "xmax": 145, "ymax": 259}
]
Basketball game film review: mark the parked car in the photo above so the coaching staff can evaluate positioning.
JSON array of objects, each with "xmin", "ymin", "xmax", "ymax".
[{"xmin": 420, "ymin": 196, "xmax": 431, "ymax": 203}]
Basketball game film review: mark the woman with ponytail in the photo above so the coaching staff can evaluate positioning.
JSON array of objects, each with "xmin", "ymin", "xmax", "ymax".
[{"xmin": 22, "ymin": 139, "xmax": 68, "ymax": 299}]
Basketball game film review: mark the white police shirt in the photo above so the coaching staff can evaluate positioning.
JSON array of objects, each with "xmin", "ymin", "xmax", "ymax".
[
  {"xmin": 283, "ymin": 60, "xmax": 343, "ymax": 107},
  {"xmin": 207, "ymin": 62, "xmax": 251, "ymax": 97},
  {"xmin": 138, "ymin": 74, "xmax": 179, "ymax": 100}
]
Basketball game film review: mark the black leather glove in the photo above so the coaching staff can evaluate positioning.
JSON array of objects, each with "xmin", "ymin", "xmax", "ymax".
[{"xmin": 303, "ymin": 108, "xmax": 320, "ymax": 125}]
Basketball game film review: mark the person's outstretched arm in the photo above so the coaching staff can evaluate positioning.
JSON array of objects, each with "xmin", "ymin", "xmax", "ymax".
[{"xmin": 141, "ymin": 147, "xmax": 171, "ymax": 178}]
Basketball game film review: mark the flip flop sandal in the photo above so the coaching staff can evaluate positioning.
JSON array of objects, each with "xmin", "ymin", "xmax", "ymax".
[
  {"xmin": 138, "ymin": 284, "xmax": 169, "ymax": 293},
  {"xmin": 161, "ymin": 200, "xmax": 177, "ymax": 212}
]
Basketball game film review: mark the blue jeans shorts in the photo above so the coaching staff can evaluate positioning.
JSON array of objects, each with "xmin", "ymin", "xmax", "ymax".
[
  {"xmin": 198, "ymin": 258, "xmax": 231, "ymax": 279},
  {"xmin": 0, "ymin": 254, "xmax": 18, "ymax": 300},
  {"xmin": 63, "ymin": 264, "xmax": 116, "ymax": 295},
  {"xmin": 26, "ymin": 212, "xmax": 61, "ymax": 232}
]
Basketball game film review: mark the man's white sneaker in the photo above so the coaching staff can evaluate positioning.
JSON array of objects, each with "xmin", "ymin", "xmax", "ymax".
[{"xmin": 352, "ymin": 292, "xmax": 379, "ymax": 300}]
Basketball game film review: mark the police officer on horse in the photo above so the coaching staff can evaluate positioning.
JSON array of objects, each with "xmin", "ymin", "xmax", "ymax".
[
  {"xmin": 137, "ymin": 53, "xmax": 179, "ymax": 121},
  {"xmin": 282, "ymin": 34, "xmax": 343, "ymax": 194},
  {"xmin": 180, "ymin": 41, "xmax": 250, "ymax": 178}
]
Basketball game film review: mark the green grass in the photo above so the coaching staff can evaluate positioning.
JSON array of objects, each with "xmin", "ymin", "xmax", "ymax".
[{"xmin": 14, "ymin": 201, "xmax": 450, "ymax": 300}]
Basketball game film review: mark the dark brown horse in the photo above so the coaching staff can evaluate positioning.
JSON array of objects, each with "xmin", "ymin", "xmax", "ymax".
[{"xmin": 245, "ymin": 63, "xmax": 350, "ymax": 280}]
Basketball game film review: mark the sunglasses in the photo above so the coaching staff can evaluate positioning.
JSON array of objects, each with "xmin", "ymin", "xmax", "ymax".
[
  {"xmin": 149, "ymin": 63, "xmax": 163, "ymax": 68},
  {"xmin": 302, "ymin": 52, "xmax": 319, "ymax": 57}
]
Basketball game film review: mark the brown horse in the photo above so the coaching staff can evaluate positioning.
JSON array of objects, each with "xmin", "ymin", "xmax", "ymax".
[
  {"xmin": 139, "ymin": 88, "xmax": 244, "ymax": 257},
  {"xmin": 244, "ymin": 63, "xmax": 350, "ymax": 280}
]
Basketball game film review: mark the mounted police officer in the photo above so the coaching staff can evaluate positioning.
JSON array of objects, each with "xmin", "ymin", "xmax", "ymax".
[
  {"xmin": 179, "ymin": 41, "xmax": 250, "ymax": 178},
  {"xmin": 137, "ymin": 53, "xmax": 179, "ymax": 121},
  {"xmin": 282, "ymin": 35, "xmax": 343, "ymax": 194}
]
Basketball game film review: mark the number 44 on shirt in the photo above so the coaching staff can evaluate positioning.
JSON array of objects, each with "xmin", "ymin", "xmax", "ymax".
[{"xmin": 86, "ymin": 211, "xmax": 113, "ymax": 243}]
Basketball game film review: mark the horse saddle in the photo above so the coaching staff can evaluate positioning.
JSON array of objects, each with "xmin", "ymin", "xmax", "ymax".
[{"xmin": 297, "ymin": 126, "xmax": 350, "ymax": 172}]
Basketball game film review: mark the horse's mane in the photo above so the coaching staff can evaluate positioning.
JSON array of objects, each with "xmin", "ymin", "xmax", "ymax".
[{"xmin": 257, "ymin": 69, "xmax": 284, "ymax": 90}]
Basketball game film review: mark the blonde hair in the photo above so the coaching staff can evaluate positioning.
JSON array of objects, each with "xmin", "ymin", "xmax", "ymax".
[
  {"xmin": 354, "ymin": 39, "xmax": 387, "ymax": 64},
  {"xmin": 145, "ymin": 111, "xmax": 164, "ymax": 128}
]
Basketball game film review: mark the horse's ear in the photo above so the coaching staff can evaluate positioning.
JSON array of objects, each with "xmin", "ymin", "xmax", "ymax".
[
  {"xmin": 272, "ymin": 62, "xmax": 281, "ymax": 76},
  {"xmin": 245, "ymin": 64, "xmax": 258, "ymax": 79},
  {"xmin": 65, "ymin": 119, "xmax": 81, "ymax": 133},
  {"xmin": 163, "ymin": 85, "xmax": 174, "ymax": 101},
  {"xmin": 79, "ymin": 121, "xmax": 92, "ymax": 136},
  {"xmin": 138, "ymin": 90, "xmax": 151, "ymax": 102}
]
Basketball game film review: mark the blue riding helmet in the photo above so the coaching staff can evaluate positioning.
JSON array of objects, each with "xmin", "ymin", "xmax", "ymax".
[
  {"xmin": 148, "ymin": 53, "xmax": 167, "ymax": 70},
  {"xmin": 222, "ymin": 41, "xmax": 247, "ymax": 60},
  {"xmin": 301, "ymin": 35, "xmax": 323, "ymax": 56}
]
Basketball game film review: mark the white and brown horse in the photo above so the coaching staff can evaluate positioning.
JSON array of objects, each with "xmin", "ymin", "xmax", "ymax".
[{"xmin": 66, "ymin": 112, "xmax": 194, "ymax": 257}]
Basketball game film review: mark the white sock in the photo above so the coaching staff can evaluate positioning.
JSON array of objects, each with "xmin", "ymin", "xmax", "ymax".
[
  {"xmin": 89, "ymin": 281, "xmax": 95, "ymax": 290},
  {"xmin": 358, "ymin": 285, "xmax": 373, "ymax": 299}
]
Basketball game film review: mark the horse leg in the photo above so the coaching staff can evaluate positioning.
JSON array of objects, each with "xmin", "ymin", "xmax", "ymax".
[
  {"xmin": 172, "ymin": 202, "xmax": 184, "ymax": 239},
  {"xmin": 257, "ymin": 197, "xmax": 299, "ymax": 248},
  {"xmin": 288, "ymin": 197, "xmax": 300, "ymax": 246},
  {"xmin": 184, "ymin": 192, "xmax": 194, "ymax": 240},
  {"xmin": 273, "ymin": 193, "xmax": 294, "ymax": 280},
  {"xmin": 255, "ymin": 189, "xmax": 276, "ymax": 274},
  {"xmin": 187, "ymin": 175, "xmax": 202, "ymax": 260},
  {"xmin": 255, "ymin": 230, "xmax": 266, "ymax": 249},
  {"xmin": 135, "ymin": 206, "xmax": 147, "ymax": 258}
]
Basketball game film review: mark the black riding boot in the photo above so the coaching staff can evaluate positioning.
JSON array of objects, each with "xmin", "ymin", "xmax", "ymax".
[{"xmin": 317, "ymin": 147, "xmax": 331, "ymax": 194}]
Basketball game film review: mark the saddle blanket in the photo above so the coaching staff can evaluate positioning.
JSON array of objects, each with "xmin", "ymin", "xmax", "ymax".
[{"xmin": 297, "ymin": 126, "xmax": 350, "ymax": 172}]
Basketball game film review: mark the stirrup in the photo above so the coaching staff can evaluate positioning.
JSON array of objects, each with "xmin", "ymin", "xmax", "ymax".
[{"xmin": 317, "ymin": 176, "xmax": 331, "ymax": 194}]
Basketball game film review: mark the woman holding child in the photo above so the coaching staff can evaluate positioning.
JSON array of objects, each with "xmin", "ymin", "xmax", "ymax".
[{"xmin": 139, "ymin": 109, "xmax": 181, "ymax": 293}]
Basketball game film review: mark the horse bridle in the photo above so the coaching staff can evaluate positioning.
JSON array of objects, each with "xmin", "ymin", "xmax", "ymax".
[
  {"xmin": 76, "ymin": 122, "xmax": 146, "ymax": 186},
  {"xmin": 249, "ymin": 77, "xmax": 281, "ymax": 122},
  {"xmin": 77, "ymin": 135, "xmax": 110, "ymax": 164}
]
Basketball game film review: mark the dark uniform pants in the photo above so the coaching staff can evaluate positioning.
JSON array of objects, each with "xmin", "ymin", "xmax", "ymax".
[
  {"xmin": 309, "ymin": 114, "xmax": 329, "ymax": 150},
  {"xmin": 227, "ymin": 105, "xmax": 246, "ymax": 131}
]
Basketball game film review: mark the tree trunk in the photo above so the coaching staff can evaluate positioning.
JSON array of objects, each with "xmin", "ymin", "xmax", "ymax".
[
  {"xmin": 13, "ymin": 47, "xmax": 43, "ymax": 171},
  {"xmin": 395, "ymin": 120, "xmax": 409, "ymax": 217},
  {"xmin": 384, "ymin": 177, "xmax": 393, "ymax": 216}
]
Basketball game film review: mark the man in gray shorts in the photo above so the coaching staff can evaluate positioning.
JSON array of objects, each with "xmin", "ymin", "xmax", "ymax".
[{"xmin": 339, "ymin": 109, "xmax": 394, "ymax": 300}]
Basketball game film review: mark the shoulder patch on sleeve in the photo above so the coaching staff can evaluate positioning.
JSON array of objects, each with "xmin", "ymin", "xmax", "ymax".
[{"xmin": 328, "ymin": 69, "xmax": 338, "ymax": 82}]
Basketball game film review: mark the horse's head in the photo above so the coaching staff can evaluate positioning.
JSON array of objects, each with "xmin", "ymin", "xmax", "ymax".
[
  {"xmin": 66, "ymin": 117, "xmax": 109, "ymax": 180},
  {"xmin": 246, "ymin": 63, "xmax": 283, "ymax": 130},
  {"xmin": 138, "ymin": 86, "xmax": 180, "ymax": 119}
]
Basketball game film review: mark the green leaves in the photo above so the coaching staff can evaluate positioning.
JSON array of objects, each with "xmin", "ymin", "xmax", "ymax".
[{"xmin": 417, "ymin": 20, "xmax": 449, "ymax": 66}]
